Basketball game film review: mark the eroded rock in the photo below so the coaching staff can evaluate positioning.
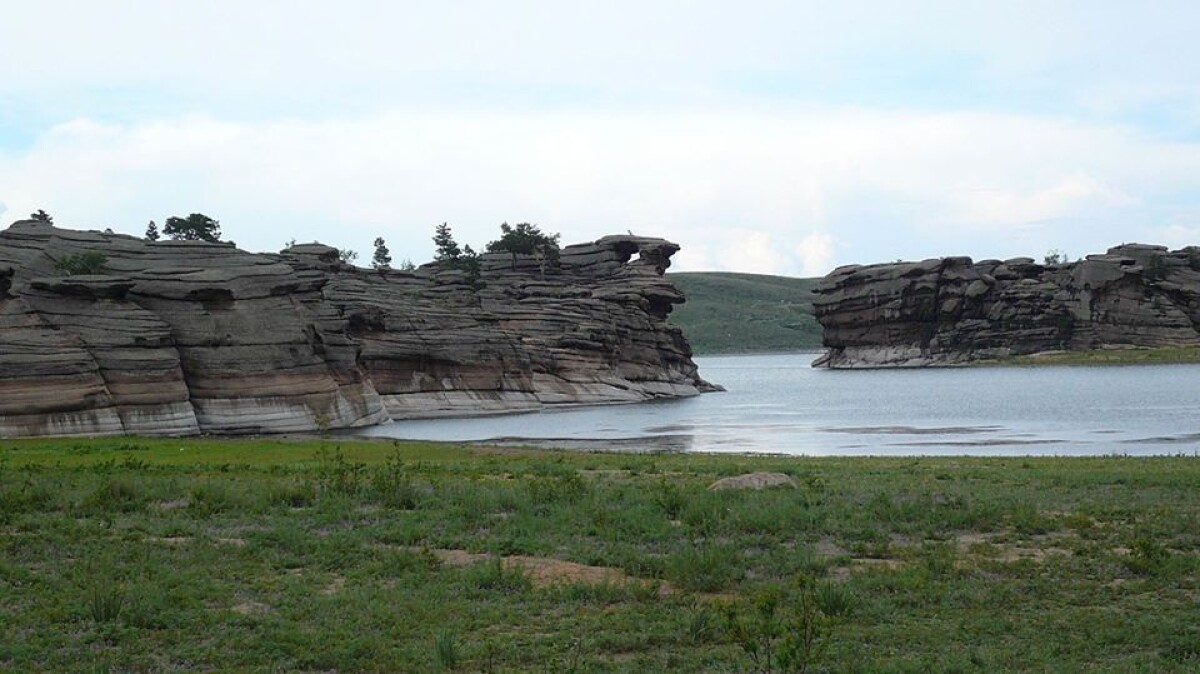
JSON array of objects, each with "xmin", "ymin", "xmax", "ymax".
[
  {"xmin": 813, "ymin": 243, "xmax": 1200, "ymax": 367},
  {"xmin": 0, "ymin": 223, "xmax": 716, "ymax": 437}
]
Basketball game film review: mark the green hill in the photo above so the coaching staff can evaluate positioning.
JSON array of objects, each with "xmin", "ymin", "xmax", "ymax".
[{"xmin": 668, "ymin": 272, "xmax": 822, "ymax": 354}]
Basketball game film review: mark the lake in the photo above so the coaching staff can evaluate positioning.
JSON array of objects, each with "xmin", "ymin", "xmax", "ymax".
[{"xmin": 358, "ymin": 353, "xmax": 1200, "ymax": 456}]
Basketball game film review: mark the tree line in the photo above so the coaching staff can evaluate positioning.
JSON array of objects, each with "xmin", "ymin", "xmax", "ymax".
[{"xmin": 29, "ymin": 208, "xmax": 561, "ymax": 280}]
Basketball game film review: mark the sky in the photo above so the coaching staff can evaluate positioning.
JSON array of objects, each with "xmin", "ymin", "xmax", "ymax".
[{"xmin": 3, "ymin": 1, "xmax": 1200, "ymax": 276}]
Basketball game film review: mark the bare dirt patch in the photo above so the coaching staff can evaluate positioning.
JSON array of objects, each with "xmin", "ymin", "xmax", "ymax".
[
  {"xmin": 321, "ymin": 575, "xmax": 346, "ymax": 596},
  {"xmin": 954, "ymin": 532, "xmax": 1073, "ymax": 563},
  {"xmin": 146, "ymin": 536, "xmax": 192, "ymax": 546},
  {"xmin": 230, "ymin": 600, "xmax": 272, "ymax": 615},
  {"xmin": 420, "ymin": 548, "xmax": 672, "ymax": 594}
]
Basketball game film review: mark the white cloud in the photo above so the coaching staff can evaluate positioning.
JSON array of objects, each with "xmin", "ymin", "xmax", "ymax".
[
  {"xmin": 1157, "ymin": 223, "xmax": 1200, "ymax": 250},
  {"xmin": 3, "ymin": 108, "xmax": 1200, "ymax": 275},
  {"xmin": 795, "ymin": 232, "xmax": 835, "ymax": 277},
  {"xmin": 947, "ymin": 174, "xmax": 1137, "ymax": 228}
]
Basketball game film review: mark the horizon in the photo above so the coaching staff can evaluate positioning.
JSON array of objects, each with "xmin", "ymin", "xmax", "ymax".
[{"xmin": 3, "ymin": 2, "xmax": 1199, "ymax": 276}]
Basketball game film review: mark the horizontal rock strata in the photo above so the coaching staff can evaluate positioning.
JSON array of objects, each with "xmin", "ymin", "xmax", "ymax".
[
  {"xmin": 813, "ymin": 244, "xmax": 1200, "ymax": 368},
  {"xmin": 0, "ymin": 221, "xmax": 715, "ymax": 437}
]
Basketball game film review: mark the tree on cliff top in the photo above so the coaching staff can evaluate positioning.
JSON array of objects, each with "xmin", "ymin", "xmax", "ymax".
[
  {"xmin": 372, "ymin": 237, "xmax": 392, "ymax": 270},
  {"xmin": 486, "ymin": 222, "xmax": 560, "ymax": 276},
  {"xmin": 164, "ymin": 213, "xmax": 221, "ymax": 242},
  {"xmin": 145, "ymin": 220, "xmax": 160, "ymax": 241},
  {"xmin": 433, "ymin": 223, "xmax": 462, "ymax": 262},
  {"xmin": 30, "ymin": 209, "xmax": 52, "ymax": 223},
  {"xmin": 431, "ymin": 223, "xmax": 482, "ymax": 282}
]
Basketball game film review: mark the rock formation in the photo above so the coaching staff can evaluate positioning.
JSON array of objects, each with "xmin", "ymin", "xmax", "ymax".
[
  {"xmin": 813, "ymin": 244, "xmax": 1200, "ymax": 368},
  {"xmin": 0, "ymin": 220, "xmax": 715, "ymax": 437}
]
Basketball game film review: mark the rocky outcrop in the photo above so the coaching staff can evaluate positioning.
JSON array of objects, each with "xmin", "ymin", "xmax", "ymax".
[
  {"xmin": 0, "ymin": 220, "xmax": 715, "ymax": 437},
  {"xmin": 813, "ymin": 244, "xmax": 1200, "ymax": 368}
]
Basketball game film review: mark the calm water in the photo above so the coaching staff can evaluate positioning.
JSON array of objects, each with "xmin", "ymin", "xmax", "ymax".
[{"xmin": 358, "ymin": 354, "xmax": 1200, "ymax": 456}]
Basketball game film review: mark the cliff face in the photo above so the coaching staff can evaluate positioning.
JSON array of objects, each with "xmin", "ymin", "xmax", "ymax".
[
  {"xmin": 0, "ymin": 220, "xmax": 715, "ymax": 437},
  {"xmin": 813, "ymin": 243, "xmax": 1200, "ymax": 368}
]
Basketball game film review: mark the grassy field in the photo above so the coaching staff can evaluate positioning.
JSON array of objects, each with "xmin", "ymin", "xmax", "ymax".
[
  {"xmin": 2, "ymin": 437, "xmax": 1199, "ymax": 672},
  {"xmin": 668, "ymin": 272, "xmax": 822, "ymax": 354},
  {"xmin": 1000, "ymin": 345, "xmax": 1200, "ymax": 366}
]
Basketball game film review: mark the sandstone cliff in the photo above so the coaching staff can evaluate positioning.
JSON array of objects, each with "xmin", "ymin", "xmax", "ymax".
[
  {"xmin": 0, "ymin": 220, "xmax": 715, "ymax": 437},
  {"xmin": 813, "ymin": 244, "xmax": 1200, "ymax": 368}
]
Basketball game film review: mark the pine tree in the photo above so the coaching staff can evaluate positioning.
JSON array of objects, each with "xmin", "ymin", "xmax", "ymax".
[
  {"xmin": 372, "ymin": 237, "xmax": 392, "ymax": 270},
  {"xmin": 145, "ymin": 220, "xmax": 160, "ymax": 241},
  {"xmin": 30, "ymin": 209, "xmax": 52, "ymax": 223},
  {"xmin": 433, "ymin": 223, "xmax": 462, "ymax": 262}
]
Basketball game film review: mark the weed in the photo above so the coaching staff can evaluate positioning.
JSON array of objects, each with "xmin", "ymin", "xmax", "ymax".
[
  {"xmin": 314, "ymin": 447, "xmax": 367, "ymax": 496},
  {"xmin": 88, "ymin": 583, "xmax": 126, "ymax": 624},
  {"xmin": 685, "ymin": 599, "xmax": 717, "ymax": 644},
  {"xmin": 667, "ymin": 543, "xmax": 743, "ymax": 592},
  {"xmin": 921, "ymin": 542, "xmax": 958, "ymax": 579},
  {"xmin": 655, "ymin": 479, "xmax": 688, "ymax": 519},
  {"xmin": 463, "ymin": 556, "xmax": 531, "ymax": 595},
  {"xmin": 434, "ymin": 630, "xmax": 459, "ymax": 670},
  {"xmin": 270, "ymin": 480, "xmax": 317, "ymax": 508},
  {"xmin": 1010, "ymin": 502, "xmax": 1052, "ymax": 535},
  {"xmin": 681, "ymin": 496, "xmax": 728, "ymax": 536},
  {"xmin": 1063, "ymin": 511, "xmax": 1094, "ymax": 530},
  {"xmin": 815, "ymin": 581, "xmax": 856, "ymax": 618},
  {"xmin": 188, "ymin": 481, "xmax": 237, "ymax": 516},
  {"xmin": 527, "ymin": 472, "xmax": 587, "ymax": 506},
  {"xmin": 81, "ymin": 477, "xmax": 143, "ymax": 514},
  {"xmin": 381, "ymin": 549, "xmax": 441, "ymax": 576},
  {"xmin": 1125, "ymin": 534, "xmax": 1172, "ymax": 576},
  {"xmin": 119, "ymin": 455, "xmax": 151, "ymax": 471},
  {"xmin": 724, "ymin": 577, "xmax": 850, "ymax": 673},
  {"xmin": 371, "ymin": 451, "xmax": 425, "ymax": 509}
]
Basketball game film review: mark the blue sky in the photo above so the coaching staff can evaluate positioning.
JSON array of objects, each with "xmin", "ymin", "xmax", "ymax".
[{"xmin": 3, "ymin": 1, "xmax": 1200, "ymax": 275}]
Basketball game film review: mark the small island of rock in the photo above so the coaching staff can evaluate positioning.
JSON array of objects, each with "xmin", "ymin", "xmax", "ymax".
[{"xmin": 813, "ymin": 243, "xmax": 1200, "ymax": 368}]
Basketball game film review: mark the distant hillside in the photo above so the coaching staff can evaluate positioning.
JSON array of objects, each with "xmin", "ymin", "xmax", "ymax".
[{"xmin": 669, "ymin": 272, "xmax": 822, "ymax": 354}]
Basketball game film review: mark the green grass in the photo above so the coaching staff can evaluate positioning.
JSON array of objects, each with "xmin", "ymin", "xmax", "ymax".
[
  {"xmin": 999, "ymin": 345, "xmax": 1200, "ymax": 366},
  {"xmin": 2, "ymin": 437, "xmax": 1199, "ymax": 671},
  {"xmin": 669, "ymin": 272, "xmax": 822, "ymax": 354}
]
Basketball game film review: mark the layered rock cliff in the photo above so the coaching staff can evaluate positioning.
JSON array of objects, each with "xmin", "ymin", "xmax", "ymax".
[
  {"xmin": 0, "ymin": 220, "xmax": 715, "ymax": 437},
  {"xmin": 813, "ymin": 243, "xmax": 1200, "ymax": 368}
]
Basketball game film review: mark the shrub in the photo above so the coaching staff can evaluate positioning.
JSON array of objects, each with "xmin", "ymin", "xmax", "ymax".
[{"xmin": 54, "ymin": 251, "xmax": 108, "ymax": 276}]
